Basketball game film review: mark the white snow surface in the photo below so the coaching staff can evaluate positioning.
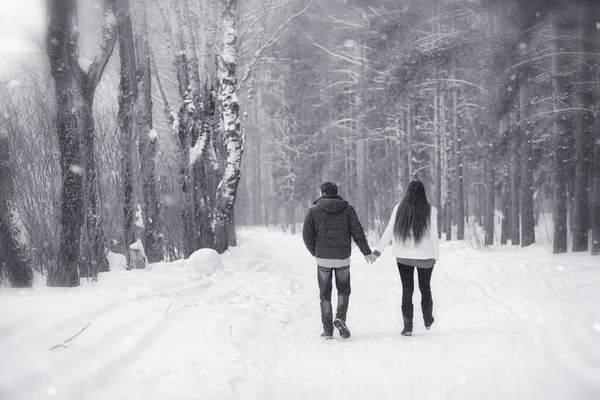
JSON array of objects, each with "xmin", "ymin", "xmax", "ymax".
[{"xmin": 1, "ymin": 228, "xmax": 599, "ymax": 400}]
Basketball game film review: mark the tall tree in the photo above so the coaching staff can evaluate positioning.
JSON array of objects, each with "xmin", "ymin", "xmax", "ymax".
[
  {"xmin": 213, "ymin": 0, "xmax": 243, "ymax": 253},
  {"xmin": 520, "ymin": 81, "xmax": 535, "ymax": 247},
  {"xmin": 592, "ymin": 5, "xmax": 600, "ymax": 256},
  {"xmin": 551, "ymin": 12, "xmax": 569, "ymax": 254},
  {"xmin": 116, "ymin": 0, "xmax": 138, "ymax": 262},
  {"xmin": 134, "ymin": 0, "xmax": 163, "ymax": 262},
  {"xmin": 484, "ymin": 155, "xmax": 496, "ymax": 247},
  {"xmin": 47, "ymin": 0, "xmax": 118, "ymax": 286},
  {"xmin": 453, "ymin": 81, "xmax": 465, "ymax": 240},
  {"xmin": 510, "ymin": 112, "xmax": 521, "ymax": 245},
  {"xmin": 0, "ymin": 123, "xmax": 33, "ymax": 287},
  {"xmin": 572, "ymin": 5, "xmax": 595, "ymax": 252}
]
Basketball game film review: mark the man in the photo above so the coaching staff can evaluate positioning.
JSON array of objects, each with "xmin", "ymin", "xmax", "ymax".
[{"xmin": 302, "ymin": 182, "xmax": 376, "ymax": 339}]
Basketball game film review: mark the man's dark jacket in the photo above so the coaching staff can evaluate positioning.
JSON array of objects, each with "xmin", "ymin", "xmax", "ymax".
[{"xmin": 302, "ymin": 194, "xmax": 372, "ymax": 259}]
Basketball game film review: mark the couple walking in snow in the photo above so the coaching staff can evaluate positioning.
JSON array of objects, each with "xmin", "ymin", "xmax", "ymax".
[{"xmin": 302, "ymin": 180, "xmax": 439, "ymax": 339}]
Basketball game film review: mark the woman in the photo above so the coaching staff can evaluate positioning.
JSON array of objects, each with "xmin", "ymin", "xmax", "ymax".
[{"xmin": 372, "ymin": 180, "xmax": 439, "ymax": 336}]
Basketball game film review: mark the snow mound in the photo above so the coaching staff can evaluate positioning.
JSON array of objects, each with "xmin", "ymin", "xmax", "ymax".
[
  {"xmin": 186, "ymin": 248, "xmax": 224, "ymax": 275},
  {"xmin": 107, "ymin": 251, "xmax": 127, "ymax": 271}
]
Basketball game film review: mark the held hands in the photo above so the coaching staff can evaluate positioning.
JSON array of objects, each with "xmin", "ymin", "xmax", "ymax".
[{"xmin": 364, "ymin": 253, "xmax": 379, "ymax": 264}]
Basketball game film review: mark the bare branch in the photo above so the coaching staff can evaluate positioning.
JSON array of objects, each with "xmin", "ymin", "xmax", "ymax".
[
  {"xmin": 50, "ymin": 323, "xmax": 92, "ymax": 351},
  {"xmin": 85, "ymin": 2, "xmax": 118, "ymax": 91},
  {"xmin": 239, "ymin": 3, "xmax": 313, "ymax": 90}
]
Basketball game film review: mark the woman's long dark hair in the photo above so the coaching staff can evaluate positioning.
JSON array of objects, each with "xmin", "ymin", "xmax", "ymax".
[{"xmin": 393, "ymin": 180, "xmax": 431, "ymax": 244}]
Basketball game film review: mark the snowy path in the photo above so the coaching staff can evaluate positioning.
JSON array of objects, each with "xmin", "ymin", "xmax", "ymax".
[{"xmin": 1, "ymin": 228, "xmax": 600, "ymax": 400}]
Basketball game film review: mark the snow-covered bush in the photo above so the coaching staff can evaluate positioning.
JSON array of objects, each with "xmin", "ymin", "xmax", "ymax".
[{"xmin": 185, "ymin": 249, "xmax": 224, "ymax": 275}]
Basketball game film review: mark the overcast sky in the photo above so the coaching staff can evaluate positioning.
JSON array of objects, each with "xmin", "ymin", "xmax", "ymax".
[{"xmin": 0, "ymin": 0, "xmax": 45, "ymax": 77}]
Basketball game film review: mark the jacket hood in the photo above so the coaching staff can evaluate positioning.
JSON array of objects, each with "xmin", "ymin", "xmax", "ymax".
[{"xmin": 314, "ymin": 194, "xmax": 348, "ymax": 214}]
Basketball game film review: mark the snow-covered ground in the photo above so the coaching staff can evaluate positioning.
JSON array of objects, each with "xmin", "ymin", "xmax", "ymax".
[{"xmin": 1, "ymin": 227, "xmax": 599, "ymax": 400}]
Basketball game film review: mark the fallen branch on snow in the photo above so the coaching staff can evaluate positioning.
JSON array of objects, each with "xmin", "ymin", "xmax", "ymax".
[
  {"xmin": 50, "ymin": 323, "xmax": 92, "ymax": 351},
  {"xmin": 165, "ymin": 303, "xmax": 172, "ymax": 316}
]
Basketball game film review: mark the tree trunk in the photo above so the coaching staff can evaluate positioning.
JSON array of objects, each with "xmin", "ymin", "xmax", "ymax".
[
  {"xmin": 484, "ymin": 158, "xmax": 495, "ymax": 246},
  {"xmin": 47, "ymin": 0, "xmax": 83, "ymax": 286},
  {"xmin": 134, "ymin": 0, "xmax": 163, "ymax": 262},
  {"xmin": 434, "ymin": 86, "xmax": 442, "ymax": 238},
  {"xmin": 510, "ymin": 114, "xmax": 521, "ymax": 245},
  {"xmin": 453, "ymin": 84, "xmax": 464, "ymax": 240},
  {"xmin": 213, "ymin": 0, "xmax": 242, "ymax": 253},
  {"xmin": 500, "ymin": 170, "xmax": 510, "ymax": 245},
  {"xmin": 0, "ymin": 132, "xmax": 33, "ymax": 287},
  {"xmin": 81, "ymin": 94, "xmax": 110, "ymax": 277},
  {"xmin": 573, "ymin": 7, "xmax": 595, "ymax": 252},
  {"xmin": 551, "ymin": 14, "xmax": 569, "ymax": 254},
  {"xmin": 444, "ymin": 94, "xmax": 452, "ymax": 241},
  {"xmin": 593, "ymin": 19, "xmax": 600, "ymax": 256},
  {"xmin": 520, "ymin": 82, "xmax": 536, "ymax": 247},
  {"xmin": 47, "ymin": 0, "xmax": 117, "ymax": 285},
  {"xmin": 406, "ymin": 104, "xmax": 414, "ymax": 181},
  {"xmin": 228, "ymin": 207, "xmax": 237, "ymax": 246},
  {"xmin": 117, "ymin": 0, "xmax": 138, "ymax": 263}
]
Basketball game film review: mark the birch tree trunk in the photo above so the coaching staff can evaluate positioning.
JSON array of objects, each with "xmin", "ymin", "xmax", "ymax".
[
  {"xmin": 117, "ymin": 0, "xmax": 138, "ymax": 263},
  {"xmin": 213, "ymin": 0, "xmax": 242, "ymax": 253},
  {"xmin": 520, "ymin": 82, "xmax": 536, "ymax": 247},
  {"xmin": 573, "ymin": 7, "xmax": 595, "ymax": 252},
  {"xmin": 0, "ymin": 129, "xmax": 33, "ymax": 287},
  {"xmin": 47, "ymin": 0, "xmax": 117, "ymax": 286},
  {"xmin": 134, "ymin": 0, "xmax": 163, "ymax": 262},
  {"xmin": 551, "ymin": 14, "xmax": 569, "ymax": 254}
]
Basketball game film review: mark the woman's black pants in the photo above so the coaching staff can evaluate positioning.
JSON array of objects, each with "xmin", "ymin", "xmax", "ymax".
[{"xmin": 397, "ymin": 263, "xmax": 434, "ymax": 325}]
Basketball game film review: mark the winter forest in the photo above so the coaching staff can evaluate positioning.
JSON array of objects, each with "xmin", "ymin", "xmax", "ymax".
[
  {"xmin": 1, "ymin": 0, "xmax": 599, "ymax": 288},
  {"xmin": 1, "ymin": 0, "xmax": 600, "ymax": 398}
]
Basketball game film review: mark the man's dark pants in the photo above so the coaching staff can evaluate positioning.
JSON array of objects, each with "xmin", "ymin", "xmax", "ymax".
[
  {"xmin": 397, "ymin": 263, "xmax": 434, "ymax": 325},
  {"xmin": 317, "ymin": 266, "xmax": 351, "ymax": 332}
]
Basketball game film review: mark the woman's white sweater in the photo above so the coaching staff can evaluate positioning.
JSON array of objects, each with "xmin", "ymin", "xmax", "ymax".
[{"xmin": 374, "ymin": 204, "xmax": 439, "ymax": 260}]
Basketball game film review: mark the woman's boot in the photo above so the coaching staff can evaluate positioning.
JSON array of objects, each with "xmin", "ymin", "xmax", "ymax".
[{"xmin": 401, "ymin": 304, "xmax": 413, "ymax": 336}]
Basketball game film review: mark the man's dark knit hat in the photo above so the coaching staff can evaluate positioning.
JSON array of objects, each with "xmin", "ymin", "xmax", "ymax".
[{"xmin": 320, "ymin": 182, "xmax": 338, "ymax": 195}]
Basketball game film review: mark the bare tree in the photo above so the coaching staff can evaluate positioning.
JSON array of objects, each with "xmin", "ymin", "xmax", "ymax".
[
  {"xmin": 134, "ymin": 0, "xmax": 163, "ymax": 262},
  {"xmin": 520, "ymin": 81, "xmax": 535, "ymax": 247},
  {"xmin": 47, "ymin": 0, "xmax": 117, "ymax": 286},
  {"xmin": 572, "ymin": 5, "xmax": 596, "ymax": 252},
  {"xmin": 0, "ymin": 122, "xmax": 33, "ymax": 287},
  {"xmin": 117, "ymin": 0, "xmax": 138, "ymax": 262},
  {"xmin": 551, "ymin": 12, "xmax": 569, "ymax": 254}
]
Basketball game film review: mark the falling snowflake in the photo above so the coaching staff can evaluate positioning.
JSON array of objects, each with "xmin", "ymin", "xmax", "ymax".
[{"xmin": 69, "ymin": 164, "xmax": 84, "ymax": 175}]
